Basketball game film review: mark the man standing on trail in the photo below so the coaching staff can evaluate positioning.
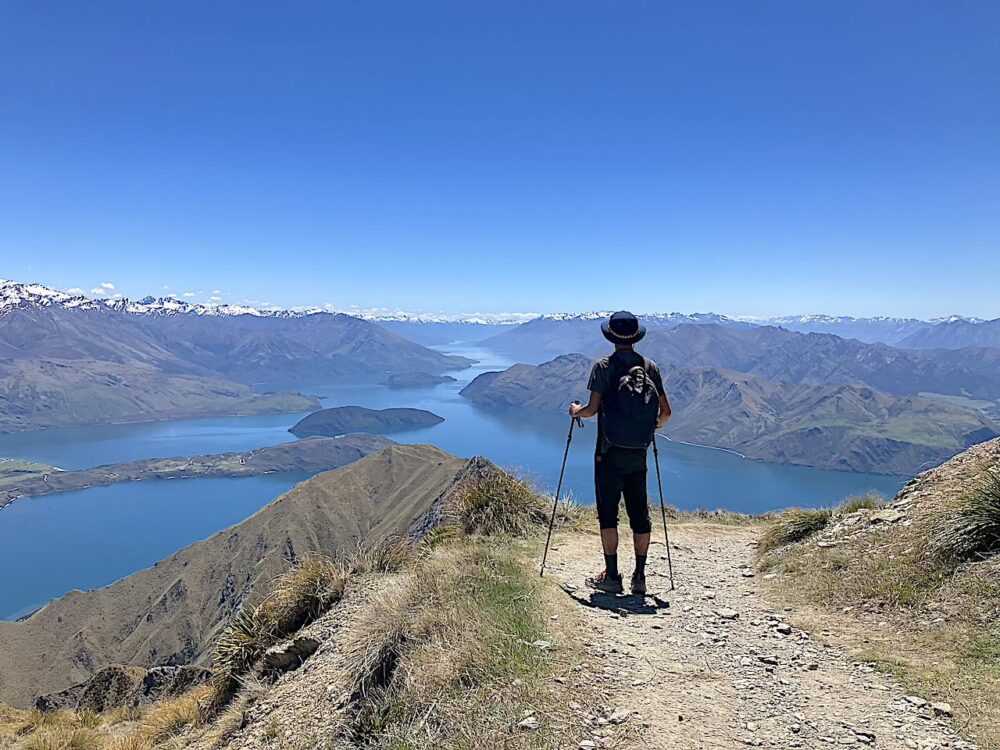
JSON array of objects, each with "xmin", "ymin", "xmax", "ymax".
[{"xmin": 569, "ymin": 311, "xmax": 672, "ymax": 595}]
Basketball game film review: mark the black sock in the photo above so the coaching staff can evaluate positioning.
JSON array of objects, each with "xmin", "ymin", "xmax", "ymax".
[
  {"xmin": 634, "ymin": 555, "xmax": 647, "ymax": 577},
  {"xmin": 604, "ymin": 554, "xmax": 619, "ymax": 579}
]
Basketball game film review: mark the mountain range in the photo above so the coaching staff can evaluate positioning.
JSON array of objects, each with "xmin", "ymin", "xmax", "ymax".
[
  {"xmin": 0, "ymin": 280, "xmax": 472, "ymax": 431},
  {"xmin": 460, "ymin": 353, "xmax": 999, "ymax": 474},
  {"xmin": 480, "ymin": 312, "xmax": 1000, "ymax": 361}
]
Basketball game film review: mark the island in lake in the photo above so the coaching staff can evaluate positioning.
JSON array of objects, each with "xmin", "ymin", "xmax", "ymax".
[
  {"xmin": 289, "ymin": 406, "xmax": 445, "ymax": 437},
  {"xmin": 0, "ymin": 434, "xmax": 393, "ymax": 509},
  {"xmin": 381, "ymin": 372, "xmax": 458, "ymax": 388}
]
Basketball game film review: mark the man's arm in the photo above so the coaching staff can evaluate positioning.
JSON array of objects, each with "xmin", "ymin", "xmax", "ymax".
[
  {"xmin": 569, "ymin": 391, "xmax": 602, "ymax": 418},
  {"xmin": 657, "ymin": 392, "xmax": 672, "ymax": 428}
]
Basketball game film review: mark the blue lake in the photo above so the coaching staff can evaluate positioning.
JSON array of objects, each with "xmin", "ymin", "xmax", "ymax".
[{"xmin": 0, "ymin": 343, "xmax": 905, "ymax": 619}]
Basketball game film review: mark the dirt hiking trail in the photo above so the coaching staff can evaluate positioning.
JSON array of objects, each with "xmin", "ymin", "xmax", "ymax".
[{"xmin": 544, "ymin": 524, "xmax": 976, "ymax": 750}]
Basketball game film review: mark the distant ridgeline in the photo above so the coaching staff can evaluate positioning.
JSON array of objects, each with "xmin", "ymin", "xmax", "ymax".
[
  {"xmin": 461, "ymin": 319, "xmax": 1000, "ymax": 475},
  {"xmin": 0, "ymin": 280, "xmax": 472, "ymax": 432}
]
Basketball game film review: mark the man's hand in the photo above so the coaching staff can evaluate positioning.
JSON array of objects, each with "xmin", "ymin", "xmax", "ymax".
[
  {"xmin": 656, "ymin": 393, "xmax": 672, "ymax": 429},
  {"xmin": 571, "ymin": 392, "xmax": 602, "ymax": 419}
]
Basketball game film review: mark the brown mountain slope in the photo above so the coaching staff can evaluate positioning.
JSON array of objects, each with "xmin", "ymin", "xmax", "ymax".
[
  {"xmin": 0, "ymin": 358, "xmax": 320, "ymax": 433},
  {"xmin": 0, "ymin": 444, "xmax": 472, "ymax": 707}
]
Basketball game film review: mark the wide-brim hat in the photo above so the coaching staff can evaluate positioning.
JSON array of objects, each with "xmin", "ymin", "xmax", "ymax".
[{"xmin": 601, "ymin": 310, "xmax": 646, "ymax": 344}]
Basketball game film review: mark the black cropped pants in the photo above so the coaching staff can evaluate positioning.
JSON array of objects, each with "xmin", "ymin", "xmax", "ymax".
[{"xmin": 594, "ymin": 447, "xmax": 652, "ymax": 534}]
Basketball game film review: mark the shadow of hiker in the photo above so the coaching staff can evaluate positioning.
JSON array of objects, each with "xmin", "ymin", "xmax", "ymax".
[{"xmin": 560, "ymin": 584, "xmax": 670, "ymax": 615}]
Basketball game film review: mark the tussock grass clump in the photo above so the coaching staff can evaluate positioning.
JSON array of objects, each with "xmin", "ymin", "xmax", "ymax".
[
  {"xmin": 141, "ymin": 685, "xmax": 213, "ymax": 743},
  {"xmin": 337, "ymin": 542, "xmax": 589, "ymax": 748},
  {"xmin": 350, "ymin": 536, "xmax": 414, "ymax": 575},
  {"xmin": 450, "ymin": 471, "xmax": 549, "ymax": 536},
  {"xmin": 105, "ymin": 736, "xmax": 153, "ymax": 750},
  {"xmin": 927, "ymin": 470, "xmax": 1000, "ymax": 562},
  {"xmin": 836, "ymin": 493, "xmax": 884, "ymax": 516},
  {"xmin": 757, "ymin": 507, "xmax": 833, "ymax": 554},
  {"xmin": 212, "ymin": 555, "xmax": 347, "ymax": 704},
  {"xmin": 19, "ymin": 727, "xmax": 104, "ymax": 750}
]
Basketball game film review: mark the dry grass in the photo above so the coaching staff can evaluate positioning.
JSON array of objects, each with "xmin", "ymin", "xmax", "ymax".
[
  {"xmin": 449, "ymin": 470, "xmax": 550, "ymax": 536},
  {"xmin": 104, "ymin": 736, "xmax": 153, "ymax": 750},
  {"xmin": 926, "ymin": 469, "xmax": 1000, "ymax": 562},
  {"xmin": 18, "ymin": 728, "xmax": 105, "ymax": 750},
  {"xmin": 0, "ymin": 702, "xmax": 157, "ymax": 750},
  {"xmin": 757, "ymin": 507, "xmax": 833, "ymax": 554},
  {"xmin": 140, "ymin": 685, "xmax": 213, "ymax": 744},
  {"xmin": 337, "ymin": 540, "xmax": 605, "ymax": 748},
  {"xmin": 212, "ymin": 555, "xmax": 347, "ymax": 704},
  {"xmin": 836, "ymin": 493, "xmax": 884, "ymax": 516},
  {"xmin": 350, "ymin": 536, "xmax": 414, "ymax": 575}
]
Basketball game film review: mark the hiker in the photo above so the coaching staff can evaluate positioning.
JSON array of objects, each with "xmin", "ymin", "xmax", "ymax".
[{"xmin": 569, "ymin": 311, "xmax": 672, "ymax": 595}]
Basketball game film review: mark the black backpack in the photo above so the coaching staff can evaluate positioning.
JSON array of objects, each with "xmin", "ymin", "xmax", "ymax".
[{"xmin": 600, "ymin": 356, "xmax": 660, "ymax": 450}]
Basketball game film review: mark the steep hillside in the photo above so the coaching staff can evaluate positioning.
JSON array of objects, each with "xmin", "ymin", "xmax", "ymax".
[
  {"xmin": 0, "ymin": 444, "xmax": 472, "ymax": 707},
  {"xmin": 460, "ymin": 355, "xmax": 999, "ymax": 474},
  {"xmin": 0, "ymin": 359, "xmax": 319, "ymax": 433}
]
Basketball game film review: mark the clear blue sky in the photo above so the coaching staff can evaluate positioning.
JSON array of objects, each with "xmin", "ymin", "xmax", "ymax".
[{"xmin": 1, "ymin": 1, "xmax": 997, "ymax": 318}]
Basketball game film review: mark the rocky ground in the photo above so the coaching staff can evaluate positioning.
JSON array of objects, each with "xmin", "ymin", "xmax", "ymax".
[{"xmin": 542, "ymin": 525, "xmax": 974, "ymax": 750}]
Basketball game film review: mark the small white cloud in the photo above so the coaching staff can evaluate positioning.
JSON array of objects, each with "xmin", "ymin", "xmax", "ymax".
[
  {"xmin": 209, "ymin": 295, "xmax": 222, "ymax": 303},
  {"xmin": 182, "ymin": 291, "xmax": 196, "ymax": 298},
  {"xmin": 111, "ymin": 293, "xmax": 124, "ymax": 299},
  {"xmin": 163, "ymin": 285, "xmax": 170, "ymax": 290},
  {"xmin": 168, "ymin": 293, "xmax": 180, "ymax": 299},
  {"xmin": 212, "ymin": 289, "xmax": 222, "ymax": 295},
  {"xmin": 66, "ymin": 287, "xmax": 84, "ymax": 295},
  {"xmin": 90, "ymin": 282, "xmax": 116, "ymax": 296}
]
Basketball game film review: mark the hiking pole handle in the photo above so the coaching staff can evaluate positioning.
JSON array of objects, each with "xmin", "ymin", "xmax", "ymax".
[{"xmin": 571, "ymin": 400, "xmax": 585, "ymax": 430}]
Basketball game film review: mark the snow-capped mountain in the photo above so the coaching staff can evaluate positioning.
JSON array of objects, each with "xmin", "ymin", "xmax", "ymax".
[
  {"xmin": 537, "ymin": 311, "xmax": 754, "ymax": 328},
  {"xmin": 0, "ymin": 279, "xmax": 103, "ymax": 312},
  {"xmin": 2, "ymin": 279, "xmax": 994, "ymax": 348}
]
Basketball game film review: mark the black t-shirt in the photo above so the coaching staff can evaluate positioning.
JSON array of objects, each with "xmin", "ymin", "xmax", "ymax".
[{"xmin": 587, "ymin": 349, "xmax": 665, "ymax": 463}]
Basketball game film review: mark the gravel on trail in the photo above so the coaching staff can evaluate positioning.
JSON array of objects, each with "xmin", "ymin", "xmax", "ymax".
[{"xmin": 544, "ymin": 524, "xmax": 975, "ymax": 750}]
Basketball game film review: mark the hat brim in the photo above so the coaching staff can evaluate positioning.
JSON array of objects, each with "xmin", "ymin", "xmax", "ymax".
[{"xmin": 601, "ymin": 320, "xmax": 646, "ymax": 343}]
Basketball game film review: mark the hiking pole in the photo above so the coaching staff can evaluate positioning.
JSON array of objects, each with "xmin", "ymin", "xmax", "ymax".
[
  {"xmin": 540, "ymin": 402, "xmax": 584, "ymax": 577},
  {"xmin": 651, "ymin": 435, "xmax": 676, "ymax": 591}
]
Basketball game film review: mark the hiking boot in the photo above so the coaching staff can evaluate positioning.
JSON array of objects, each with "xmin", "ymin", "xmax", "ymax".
[
  {"xmin": 586, "ymin": 570, "xmax": 624, "ymax": 594},
  {"xmin": 631, "ymin": 571, "xmax": 647, "ymax": 595}
]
